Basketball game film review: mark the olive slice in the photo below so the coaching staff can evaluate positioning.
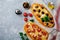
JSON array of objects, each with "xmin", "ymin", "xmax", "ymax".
[
  {"xmin": 41, "ymin": 6, "xmax": 44, "ymax": 9},
  {"xmin": 46, "ymin": 23, "xmax": 49, "ymax": 25},
  {"xmin": 42, "ymin": 11, "xmax": 44, "ymax": 14},
  {"xmin": 33, "ymin": 9, "xmax": 36, "ymax": 12},
  {"xmin": 38, "ymin": 15, "xmax": 41, "ymax": 17},
  {"xmin": 38, "ymin": 9, "xmax": 41, "ymax": 13},
  {"xmin": 35, "ymin": 6, "xmax": 38, "ymax": 8},
  {"xmin": 50, "ymin": 22, "xmax": 54, "ymax": 24},
  {"xmin": 50, "ymin": 17, "xmax": 53, "ymax": 20},
  {"xmin": 46, "ymin": 14, "xmax": 49, "ymax": 16},
  {"xmin": 41, "ymin": 18, "xmax": 44, "ymax": 22}
]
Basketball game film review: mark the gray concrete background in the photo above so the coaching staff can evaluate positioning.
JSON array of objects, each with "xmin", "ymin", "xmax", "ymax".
[
  {"xmin": 0, "ymin": 0, "xmax": 60, "ymax": 40},
  {"xmin": 0, "ymin": 0, "xmax": 26, "ymax": 40}
]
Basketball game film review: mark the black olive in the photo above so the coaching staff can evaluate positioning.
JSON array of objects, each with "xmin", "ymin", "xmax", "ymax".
[
  {"xmin": 35, "ymin": 6, "xmax": 38, "ymax": 8},
  {"xmin": 50, "ymin": 22, "xmax": 54, "ymax": 24},
  {"xmin": 50, "ymin": 17, "xmax": 53, "ymax": 20},
  {"xmin": 41, "ymin": 18, "xmax": 44, "ymax": 22},
  {"xmin": 23, "ymin": 2, "xmax": 30, "ymax": 9},
  {"xmin": 46, "ymin": 23, "xmax": 48, "ymax": 25},
  {"xmin": 42, "ymin": 20, "xmax": 44, "ymax": 22},
  {"xmin": 33, "ymin": 9, "xmax": 36, "ymax": 12},
  {"xmin": 42, "ymin": 6, "xmax": 44, "ymax": 9},
  {"xmin": 46, "ymin": 14, "xmax": 49, "ymax": 16},
  {"xmin": 15, "ymin": 9, "xmax": 22, "ymax": 15},
  {"xmin": 38, "ymin": 14, "xmax": 41, "ymax": 17},
  {"xmin": 38, "ymin": 9, "xmax": 41, "ymax": 13},
  {"xmin": 42, "ymin": 11, "xmax": 44, "ymax": 14}
]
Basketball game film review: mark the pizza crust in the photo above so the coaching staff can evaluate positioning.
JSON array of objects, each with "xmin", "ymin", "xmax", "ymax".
[
  {"xmin": 30, "ymin": 3, "xmax": 55, "ymax": 28},
  {"xmin": 24, "ymin": 22, "xmax": 49, "ymax": 40}
]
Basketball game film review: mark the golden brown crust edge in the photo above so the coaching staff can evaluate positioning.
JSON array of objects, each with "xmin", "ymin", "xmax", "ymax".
[
  {"xmin": 24, "ymin": 22, "xmax": 49, "ymax": 40},
  {"xmin": 30, "ymin": 3, "xmax": 55, "ymax": 28}
]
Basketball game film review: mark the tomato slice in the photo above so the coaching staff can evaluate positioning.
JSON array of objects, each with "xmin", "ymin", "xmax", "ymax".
[
  {"xmin": 27, "ymin": 29, "xmax": 31, "ymax": 33},
  {"xmin": 38, "ymin": 34, "xmax": 42, "ymax": 37},
  {"xmin": 42, "ymin": 31, "xmax": 47, "ymax": 36},
  {"xmin": 37, "ymin": 29, "xmax": 41, "ymax": 32},
  {"xmin": 32, "ymin": 29, "xmax": 35, "ymax": 33},
  {"xmin": 26, "ymin": 24, "xmax": 29, "ymax": 28},
  {"xmin": 37, "ymin": 37, "xmax": 42, "ymax": 40},
  {"xmin": 33, "ymin": 35, "xmax": 37, "ymax": 39},
  {"xmin": 32, "ymin": 24, "xmax": 36, "ymax": 28}
]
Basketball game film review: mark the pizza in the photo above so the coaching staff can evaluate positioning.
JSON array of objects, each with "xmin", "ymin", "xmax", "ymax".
[
  {"xmin": 30, "ymin": 3, "xmax": 55, "ymax": 28},
  {"xmin": 24, "ymin": 22, "xmax": 49, "ymax": 40}
]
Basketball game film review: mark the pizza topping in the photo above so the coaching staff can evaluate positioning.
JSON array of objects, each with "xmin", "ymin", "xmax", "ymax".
[
  {"xmin": 46, "ymin": 23, "xmax": 49, "ymax": 25},
  {"xmin": 33, "ymin": 9, "xmax": 36, "ymax": 12},
  {"xmin": 32, "ymin": 24, "xmax": 36, "ymax": 28},
  {"xmin": 37, "ymin": 28, "xmax": 41, "ymax": 32},
  {"xmin": 46, "ymin": 14, "xmax": 49, "ymax": 16},
  {"xmin": 38, "ymin": 15, "xmax": 41, "ymax": 17},
  {"xmin": 50, "ymin": 17, "xmax": 53, "ymax": 20},
  {"xmin": 38, "ymin": 9, "xmax": 41, "ymax": 13},
  {"xmin": 27, "ymin": 29, "xmax": 31, "ymax": 33},
  {"xmin": 33, "ymin": 34, "xmax": 37, "ymax": 39},
  {"xmin": 31, "ymin": 29, "xmax": 35, "ymax": 32},
  {"xmin": 42, "ymin": 31, "xmax": 47, "ymax": 36},
  {"xmin": 38, "ymin": 34, "xmax": 42, "ymax": 37},
  {"xmin": 41, "ymin": 15, "xmax": 50, "ymax": 22},
  {"xmin": 37, "ymin": 37, "xmax": 42, "ymax": 40},
  {"xmin": 41, "ymin": 18, "xmax": 44, "ymax": 22},
  {"xmin": 41, "ymin": 6, "xmax": 44, "ymax": 9},
  {"xmin": 50, "ymin": 22, "xmax": 54, "ymax": 24},
  {"xmin": 37, "ymin": 14, "xmax": 41, "ymax": 17},
  {"xmin": 42, "ymin": 11, "xmax": 44, "ymax": 14},
  {"xmin": 26, "ymin": 24, "xmax": 30, "ymax": 28},
  {"xmin": 35, "ymin": 6, "xmax": 39, "ymax": 8}
]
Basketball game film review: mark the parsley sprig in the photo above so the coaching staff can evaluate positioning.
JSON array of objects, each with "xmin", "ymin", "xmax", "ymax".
[{"xmin": 19, "ymin": 32, "xmax": 29, "ymax": 40}]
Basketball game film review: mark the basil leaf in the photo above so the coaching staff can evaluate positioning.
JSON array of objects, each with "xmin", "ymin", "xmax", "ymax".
[
  {"xmin": 19, "ymin": 32, "xmax": 23, "ymax": 36},
  {"xmin": 30, "ymin": 19, "xmax": 34, "ymax": 22},
  {"xmin": 45, "ymin": 15, "xmax": 50, "ymax": 22},
  {"xmin": 41, "ymin": 18, "xmax": 44, "ymax": 22},
  {"xmin": 41, "ymin": 15, "xmax": 50, "ymax": 22}
]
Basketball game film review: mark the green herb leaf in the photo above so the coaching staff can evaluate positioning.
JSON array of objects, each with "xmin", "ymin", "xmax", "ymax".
[
  {"xmin": 41, "ymin": 15, "xmax": 50, "ymax": 22},
  {"xmin": 24, "ymin": 34, "xmax": 27, "ymax": 36},
  {"xmin": 30, "ymin": 19, "xmax": 34, "ymax": 22},
  {"xmin": 41, "ymin": 18, "xmax": 44, "ymax": 22},
  {"xmin": 21, "ymin": 36, "xmax": 25, "ymax": 40},
  {"xmin": 19, "ymin": 32, "xmax": 23, "ymax": 36},
  {"xmin": 45, "ymin": 15, "xmax": 50, "ymax": 22},
  {"xmin": 19, "ymin": 32, "xmax": 29, "ymax": 40},
  {"xmin": 26, "ymin": 38, "xmax": 29, "ymax": 40}
]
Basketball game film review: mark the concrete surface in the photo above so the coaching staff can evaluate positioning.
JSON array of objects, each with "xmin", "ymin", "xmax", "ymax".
[{"xmin": 0, "ymin": 0, "xmax": 60, "ymax": 40}]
